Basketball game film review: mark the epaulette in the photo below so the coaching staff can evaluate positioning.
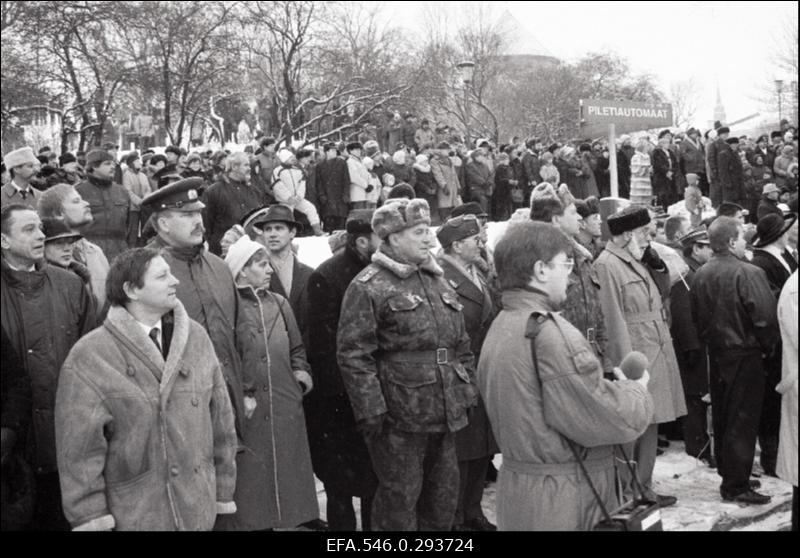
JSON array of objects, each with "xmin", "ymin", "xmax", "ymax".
[
  {"xmin": 524, "ymin": 310, "xmax": 553, "ymax": 340},
  {"xmin": 357, "ymin": 266, "xmax": 380, "ymax": 283}
]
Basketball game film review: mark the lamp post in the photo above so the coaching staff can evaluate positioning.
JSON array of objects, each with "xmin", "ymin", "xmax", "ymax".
[
  {"xmin": 775, "ymin": 79, "xmax": 784, "ymax": 126},
  {"xmin": 457, "ymin": 61, "xmax": 475, "ymax": 146}
]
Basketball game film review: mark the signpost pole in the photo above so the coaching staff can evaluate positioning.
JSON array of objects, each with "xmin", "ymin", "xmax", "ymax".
[{"xmin": 609, "ymin": 123, "xmax": 618, "ymax": 198}]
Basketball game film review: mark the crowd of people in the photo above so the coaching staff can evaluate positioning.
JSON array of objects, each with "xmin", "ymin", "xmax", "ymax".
[{"xmin": 0, "ymin": 116, "xmax": 798, "ymax": 532}]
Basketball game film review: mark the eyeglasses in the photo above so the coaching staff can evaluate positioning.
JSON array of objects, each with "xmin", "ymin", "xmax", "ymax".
[{"xmin": 548, "ymin": 258, "xmax": 575, "ymax": 272}]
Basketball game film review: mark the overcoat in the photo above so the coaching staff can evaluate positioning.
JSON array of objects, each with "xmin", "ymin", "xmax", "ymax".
[
  {"xmin": 594, "ymin": 242, "xmax": 687, "ymax": 423},
  {"xmin": 478, "ymin": 289, "xmax": 653, "ymax": 531},
  {"xmin": 55, "ymin": 302, "xmax": 238, "ymax": 531},
  {"xmin": 219, "ymin": 288, "xmax": 318, "ymax": 530}
]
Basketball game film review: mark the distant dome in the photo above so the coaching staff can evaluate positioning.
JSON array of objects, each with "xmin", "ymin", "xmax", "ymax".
[{"xmin": 496, "ymin": 9, "xmax": 559, "ymax": 63}]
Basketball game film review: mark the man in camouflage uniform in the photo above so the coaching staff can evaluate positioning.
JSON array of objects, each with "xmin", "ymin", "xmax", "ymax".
[
  {"xmin": 529, "ymin": 183, "xmax": 612, "ymax": 374},
  {"xmin": 337, "ymin": 198, "xmax": 477, "ymax": 531}
]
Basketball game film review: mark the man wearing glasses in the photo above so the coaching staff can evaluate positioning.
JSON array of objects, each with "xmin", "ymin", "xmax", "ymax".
[
  {"xmin": 594, "ymin": 205, "xmax": 686, "ymax": 508},
  {"xmin": 478, "ymin": 221, "xmax": 653, "ymax": 530}
]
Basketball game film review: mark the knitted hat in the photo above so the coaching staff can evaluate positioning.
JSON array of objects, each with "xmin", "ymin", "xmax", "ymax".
[
  {"xmin": 277, "ymin": 149, "xmax": 294, "ymax": 164},
  {"xmin": 363, "ymin": 156, "xmax": 375, "ymax": 171},
  {"xmin": 86, "ymin": 149, "xmax": 114, "ymax": 167},
  {"xmin": 3, "ymin": 147, "xmax": 39, "ymax": 169},
  {"xmin": 530, "ymin": 182, "xmax": 575, "ymax": 212},
  {"xmin": 345, "ymin": 209, "xmax": 375, "ymax": 235},
  {"xmin": 392, "ymin": 150, "xmax": 406, "ymax": 166},
  {"xmin": 607, "ymin": 206, "xmax": 651, "ymax": 235},
  {"xmin": 224, "ymin": 235, "xmax": 266, "ymax": 281},
  {"xmin": 364, "ymin": 140, "xmax": 380, "ymax": 157},
  {"xmin": 716, "ymin": 126, "xmax": 730, "ymax": 135},
  {"xmin": 372, "ymin": 198, "xmax": 431, "ymax": 239}
]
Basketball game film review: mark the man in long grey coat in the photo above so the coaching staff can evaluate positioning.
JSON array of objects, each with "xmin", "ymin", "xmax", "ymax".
[{"xmin": 594, "ymin": 206, "xmax": 686, "ymax": 507}]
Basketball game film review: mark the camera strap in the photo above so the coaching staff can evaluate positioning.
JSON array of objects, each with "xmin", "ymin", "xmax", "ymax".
[{"xmin": 527, "ymin": 313, "xmax": 648, "ymax": 523}]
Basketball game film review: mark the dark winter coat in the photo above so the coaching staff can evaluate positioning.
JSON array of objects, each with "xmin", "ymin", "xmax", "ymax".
[
  {"xmin": 562, "ymin": 240, "xmax": 611, "ymax": 373},
  {"xmin": 751, "ymin": 249, "xmax": 797, "ymax": 300},
  {"xmin": 202, "ymin": 176, "xmax": 269, "ymax": 256},
  {"xmin": 268, "ymin": 254, "xmax": 313, "ymax": 344},
  {"xmin": 617, "ymin": 149, "xmax": 632, "ymax": 198},
  {"xmin": 1, "ymin": 326, "xmax": 30, "ymax": 445},
  {"xmin": 749, "ymin": 165, "xmax": 773, "ymax": 201},
  {"xmin": 679, "ymin": 139, "xmax": 705, "ymax": 175},
  {"xmin": 305, "ymin": 244, "xmax": 377, "ymax": 495},
  {"xmin": 493, "ymin": 162, "xmax": 514, "ymax": 220},
  {"xmin": 670, "ymin": 255, "xmax": 708, "ymax": 395},
  {"xmin": 1, "ymin": 259, "xmax": 96, "ymax": 474},
  {"xmin": 438, "ymin": 255, "xmax": 499, "ymax": 461},
  {"xmin": 576, "ymin": 153, "xmax": 600, "ymax": 199},
  {"xmin": 717, "ymin": 145, "xmax": 745, "ymax": 202},
  {"xmin": 758, "ymin": 197, "xmax": 784, "ymax": 221},
  {"xmin": 219, "ymin": 287, "xmax": 317, "ymax": 530},
  {"xmin": 521, "ymin": 151, "xmax": 540, "ymax": 186},
  {"xmin": 595, "ymin": 154, "xmax": 611, "ymax": 198},
  {"xmin": 315, "ymin": 157, "xmax": 351, "ymax": 219},
  {"xmin": 691, "ymin": 252, "xmax": 778, "ymax": 355},
  {"xmin": 651, "ymin": 148, "xmax": 679, "ymax": 201},
  {"xmin": 465, "ymin": 160, "xmax": 494, "ymax": 199},
  {"xmin": 75, "ymin": 175, "xmax": 135, "ymax": 263},
  {"xmin": 337, "ymin": 246, "xmax": 477, "ymax": 433},
  {"xmin": 147, "ymin": 238, "xmax": 246, "ymax": 437}
]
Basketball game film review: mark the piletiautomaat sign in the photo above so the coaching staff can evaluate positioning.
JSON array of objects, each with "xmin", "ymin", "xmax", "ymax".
[{"xmin": 579, "ymin": 99, "xmax": 673, "ymax": 137}]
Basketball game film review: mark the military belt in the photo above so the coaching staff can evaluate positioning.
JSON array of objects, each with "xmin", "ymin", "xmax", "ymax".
[
  {"xmin": 382, "ymin": 348, "xmax": 455, "ymax": 365},
  {"xmin": 624, "ymin": 307, "xmax": 668, "ymax": 324}
]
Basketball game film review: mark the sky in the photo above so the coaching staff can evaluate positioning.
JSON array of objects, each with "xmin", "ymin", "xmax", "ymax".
[{"xmin": 384, "ymin": 0, "xmax": 798, "ymax": 129}]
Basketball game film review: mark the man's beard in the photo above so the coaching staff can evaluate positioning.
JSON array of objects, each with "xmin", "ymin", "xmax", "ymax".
[{"xmin": 625, "ymin": 235, "xmax": 644, "ymax": 260}]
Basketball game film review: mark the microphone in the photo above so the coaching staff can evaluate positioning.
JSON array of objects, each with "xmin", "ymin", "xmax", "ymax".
[{"xmin": 619, "ymin": 351, "xmax": 649, "ymax": 380}]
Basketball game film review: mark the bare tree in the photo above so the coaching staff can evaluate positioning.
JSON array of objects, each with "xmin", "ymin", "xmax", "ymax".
[
  {"xmin": 670, "ymin": 78, "xmax": 700, "ymax": 128},
  {"xmin": 240, "ymin": 0, "xmax": 407, "ymax": 146}
]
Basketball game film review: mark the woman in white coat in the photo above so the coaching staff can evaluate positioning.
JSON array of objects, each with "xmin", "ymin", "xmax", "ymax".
[{"xmin": 777, "ymin": 270, "xmax": 798, "ymax": 531}]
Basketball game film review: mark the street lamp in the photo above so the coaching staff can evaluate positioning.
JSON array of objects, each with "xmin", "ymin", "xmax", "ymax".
[
  {"xmin": 775, "ymin": 79, "xmax": 784, "ymax": 126},
  {"xmin": 457, "ymin": 61, "xmax": 475, "ymax": 145}
]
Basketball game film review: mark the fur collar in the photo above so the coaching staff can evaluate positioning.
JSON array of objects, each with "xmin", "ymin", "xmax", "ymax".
[
  {"xmin": 372, "ymin": 246, "xmax": 443, "ymax": 279},
  {"xmin": 104, "ymin": 301, "xmax": 190, "ymax": 396},
  {"xmin": 571, "ymin": 238, "xmax": 593, "ymax": 263}
]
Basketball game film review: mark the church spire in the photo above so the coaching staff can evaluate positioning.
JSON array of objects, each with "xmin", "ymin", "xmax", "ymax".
[{"xmin": 714, "ymin": 84, "xmax": 727, "ymax": 126}]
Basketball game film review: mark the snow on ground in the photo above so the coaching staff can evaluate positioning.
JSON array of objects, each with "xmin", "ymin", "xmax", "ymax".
[
  {"xmin": 311, "ymin": 441, "xmax": 792, "ymax": 531},
  {"xmin": 298, "ymin": 221, "xmax": 792, "ymax": 532}
]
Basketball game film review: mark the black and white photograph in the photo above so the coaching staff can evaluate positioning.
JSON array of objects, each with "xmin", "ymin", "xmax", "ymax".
[{"xmin": 1, "ymin": 0, "xmax": 797, "ymax": 536}]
